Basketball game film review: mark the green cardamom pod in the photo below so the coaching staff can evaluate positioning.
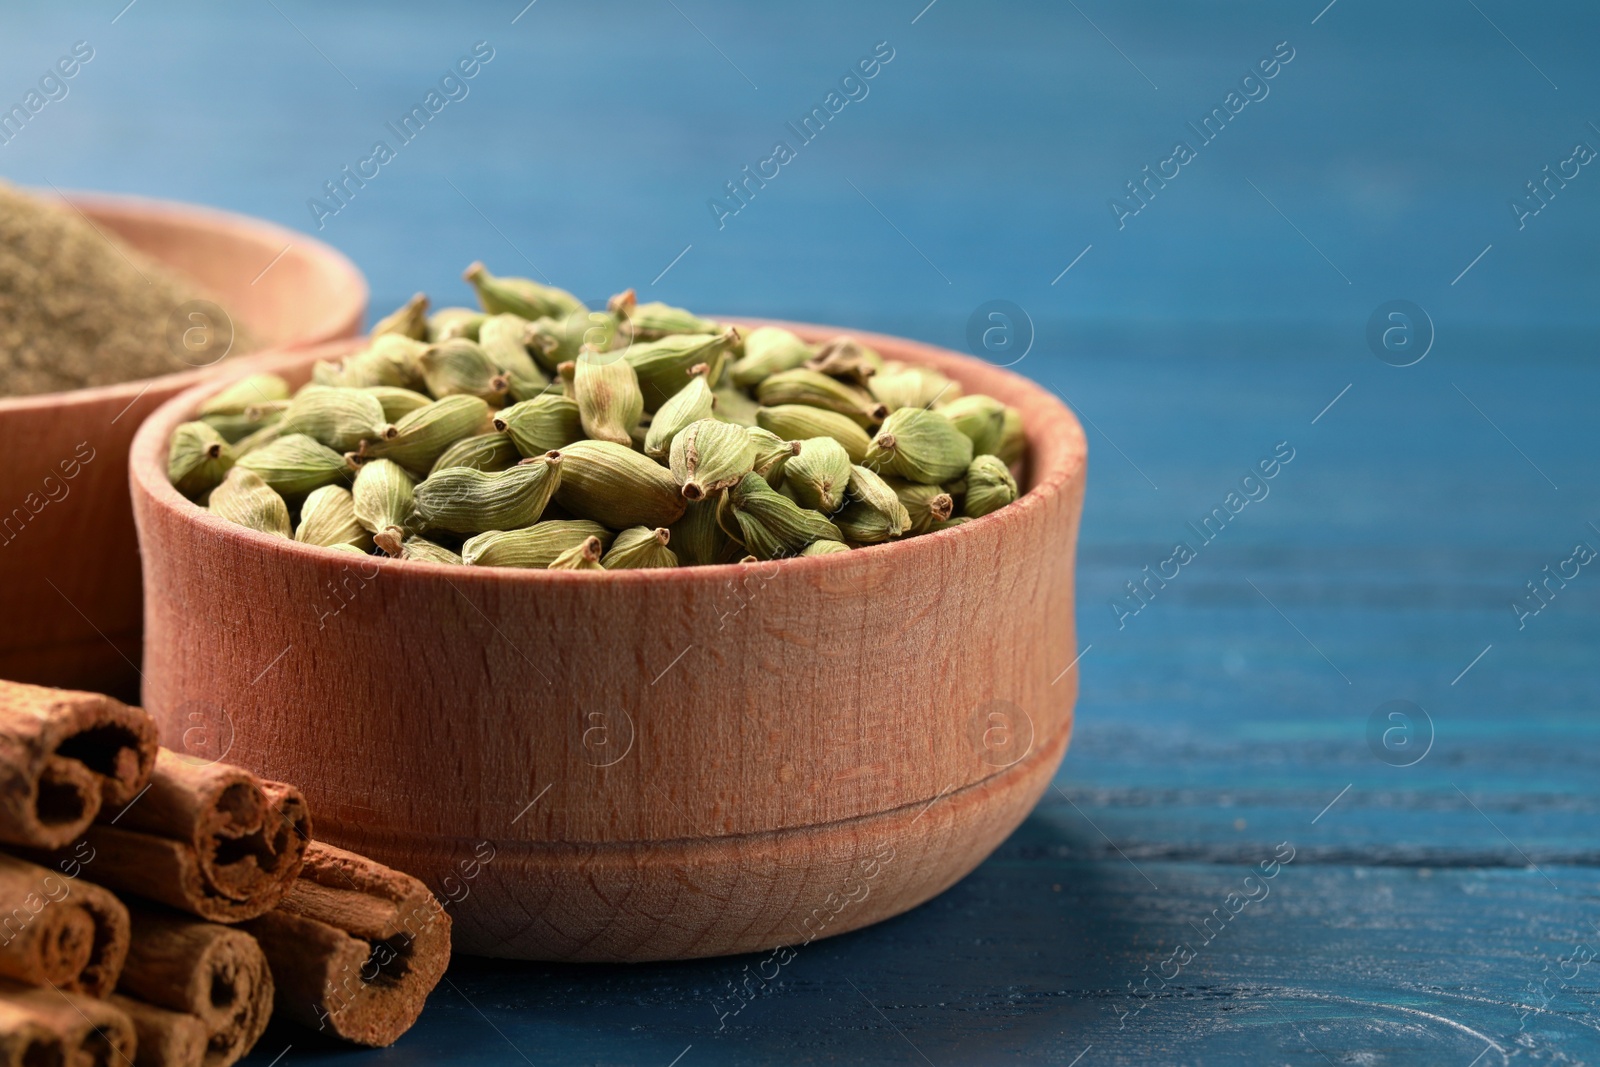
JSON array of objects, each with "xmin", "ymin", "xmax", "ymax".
[
  {"xmin": 208, "ymin": 468, "xmax": 291, "ymax": 538},
  {"xmin": 418, "ymin": 338, "xmax": 511, "ymax": 404},
  {"xmin": 834, "ymin": 464, "xmax": 910, "ymax": 544},
  {"xmin": 553, "ymin": 438, "xmax": 686, "ymax": 529},
  {"xmin": 643, "ymin": 364, "xmax": 715, "ymax": 458},
  {"xmin": 463, "ymin": 261, "xmax": 584, "ymax": 321},
  {"xmin": 755, "ymin": 405, "xmax": 871, "ymax": 463},
  {"xmin": 931, "ymin": 515, "xmax": 973, "ymax": 532},
  {"xmin": 622, "ymin": 299, "xmax": 719, "ymax": 340},
  {"xmin": 937, "ymin": 394, "xmax": 1007, "ymax": 457},
  {"xmin": 427, "ymin": 306, "xmax": 486, "ymax": 342},
  {"xmin": 668, "ymin": 498, "xmax": 738, "ymax": 566},
  {"xmin": 294, "ymin": 485, "xmax": 372, "ymax": 550},
  {"xmin": 863, "ymin": 407, "xmax": 973, "ymax": 484},
  {"xmin": 964, "ymin": 454, "xmax": 1019, "ymax": 518},
  {"xmin": 352, "ymin": 459, "xmax": 416, "ymax": 542},
  {"xmin": 783, "ymin": 437, "xmax": 852, "ymax": 514},
  {"xmin": 887, "ymin": 479, "xmax": 955, "ymax": 534},
  {"xmin": 625, "ymin": 329, "xmax": 738, "ymax": 410},
  {"xmin": 601, "ymin": 526, "xmax": 679, "ymax": 569},
  {"xmin": 575, "ymin": 349, "xmax": 645, "ymax": 446},
  {"xmin": 325, "ymin": 543, "xmax": 370, "ymax": 556},
  {"xmin": 198, "ymin": 373, "xmax": 292, "ymax": 418},
  {"xmin": 478, "ymin": 311, "xmax": 547, "ymax": 388},
  {"xmin": 397, "ymin": 536, "xmax": 463, "ymax": 565},
  {"xmin": 281, "ymin": 386, "xmax": 393, "ymax": 453},
  {"xmin": 800, "ymin": 539, "xmax": 851, "ymax": 557},
  {"xmin": 805, "ymin": 336, "xmax": 883, "ymax": 385},
  {"xmin": 358, "ymin": 395, "xmax": 492, "ymax": 475},
  {"xmin": 414, "ymin": 452, "xmax": 563, "ymax": 535},
  {"xmin": 168, "ymin": 421, "xmax": 235, "ymax": 497},
  {"xmin": 362, "ymin": 386, "xmax": 434, "ymax": 423},
  {"xmin": 670, "ymin": 418, "xmax": 756, "ymax": 501},
  {"xmin": 746, "ymin": 426, "xmax": 799, "ymax": 486},
  {"xmin": 996, "ymin": 406, "xmax": 1026, "ymax": 466},
  {"xmin": 729, "ymin": 326, "xmax": 812, "ymax": 387},
  {"xmin": 494, "ymin": 393, "xmax": 585, "ymax": 456},
  {"xmin": 719, "ymin": 472, "xmax": 841, "ymax": 559},
  {"xmin": 711, "ymin": 384, "xmax": 762, "ymax": 427},
  {"xmin": 371, "ymin": 292, "xmax": 430, "ymax": 340},
  {"xmin": 462, "ymin": 519, "xmax": 612, "ymax": 568},
  {"xmin": 548, "ymin": 535, "xmax": 605, "ymax": 571},
  {"xmin": 868, "ymin": 365, "xmax": 962, "ymax": 411},
  {"xmin": 236, "ymin": 433, "xmax": 351, "ymax": 499},
  {"xmin": 430, "ymin": 431, "xmax": 522, "ymax": 475},
  {"xmin": 755, "ymin": 369, "xmax": 887, "ymax": 428}
]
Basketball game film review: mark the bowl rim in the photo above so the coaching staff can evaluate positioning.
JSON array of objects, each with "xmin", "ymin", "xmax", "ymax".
[
  {"xmin": 0, "ymin": 189, "xmax": 368, "ymax": 415},
  {"xmin": 130, "ymin": 321, "xmax": 1086, "ymax": 584}
]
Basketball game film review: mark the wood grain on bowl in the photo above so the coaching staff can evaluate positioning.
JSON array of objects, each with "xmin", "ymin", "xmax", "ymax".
[
  {"xmin": 0, "ymin": 193, "xmax": 366, "ymax": 699},
  {"xmin": 130, "ymin": 327, "xmax": 1086, "ymax": 961}
]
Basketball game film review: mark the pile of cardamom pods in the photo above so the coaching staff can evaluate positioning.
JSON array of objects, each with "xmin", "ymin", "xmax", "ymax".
[{"xmin": 167, "ymin": 263, "xmax": 1025, "ymax": 569}]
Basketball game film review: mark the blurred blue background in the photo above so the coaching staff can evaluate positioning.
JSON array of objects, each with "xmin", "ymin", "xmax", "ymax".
[{"xmin": 4, "ymin": 2, "xmax": 1598, "ymax": 1063}]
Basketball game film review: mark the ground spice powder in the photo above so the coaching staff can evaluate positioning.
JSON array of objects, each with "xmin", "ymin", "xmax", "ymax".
[{"xmin": 0, "ymin": 183, "xmax": 248, "ymax": 397}]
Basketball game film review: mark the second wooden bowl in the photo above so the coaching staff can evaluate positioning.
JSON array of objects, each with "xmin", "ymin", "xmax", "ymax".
[
  {"xmin": 129, "ymin": 327, "xmax": 1086, "ymax": 961},
  {"xmin": 0, "ymin": 192, "xmax": 366, "ymax": 699}
]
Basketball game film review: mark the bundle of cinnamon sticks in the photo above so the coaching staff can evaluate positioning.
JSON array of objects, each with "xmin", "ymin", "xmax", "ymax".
[{"xmin": 0, "ymin": 679, "xmax": 451, "ymax": 1065}]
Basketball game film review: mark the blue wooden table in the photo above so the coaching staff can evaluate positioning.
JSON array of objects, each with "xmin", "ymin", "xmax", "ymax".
[{"xmin": 5, "ymin": 1, "xmax": 1598, "ymax": 1062}]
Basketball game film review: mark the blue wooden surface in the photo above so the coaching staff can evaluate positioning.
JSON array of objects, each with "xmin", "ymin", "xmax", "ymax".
[{"xmin": 5, "ymin": 1, "xmax": 1599, "ymax": 1063}]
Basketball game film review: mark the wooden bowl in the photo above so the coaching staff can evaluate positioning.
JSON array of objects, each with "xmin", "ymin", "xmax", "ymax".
[
  {"xmin": 0, "ymin": 192, "xmax": 367, "ymax": 699},
  {"xmin": 129, "ymin": 327, "xmax": 1086, "ymax": 961}
]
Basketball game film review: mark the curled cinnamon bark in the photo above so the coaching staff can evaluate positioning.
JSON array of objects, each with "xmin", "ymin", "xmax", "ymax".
[
  {"xmin": 0, "ymin": 979, "xmax": 137, "ymax": 1066},
  {"xmin": 107, "ymin": 995, "xmax": 207, "ymax": 1067},
  {"xmin": 0, "ymin": 679, "xmax": 157, "ymax": 850},
  {"xmin": 245, "ymin": 842, "xmax": 450, "ymax": 1047},
  {"xmin": 115, "ymin": 910, "xmax": 272, "ymax": 1067},
  {"xmin": 69, "ymin": 751, "xmax": 310, "ymax": 923},
  {"xmin": 0, "ymin": 852, "xmax": 129, "ymax": 997}
]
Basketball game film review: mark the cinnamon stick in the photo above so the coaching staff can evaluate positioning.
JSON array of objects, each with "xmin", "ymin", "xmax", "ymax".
[
  {"xmin": 106, "ymin": 996, "xmax": 207, "ymax": 1067},
  {"xmin": 0, "ymin": 852, "xmax": 129, "ymax": 997},
  {"xmin": 0, "ymin": 978, "xmax": 137, "ymax": 1066},
  {"xmin": 114, "ymin": 910, "xmax": 271, "ymax": 1067},
  {"xmin": 0, "ymin": 679, "xmax": 157, "ymax": 850},
  {"xmin": 245, "ymin": 842, "xmax": 450, "ymax": 1047},
  {"xmin": 42, "ymin": 750, "xmax": 311, "ymax": 924}
]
